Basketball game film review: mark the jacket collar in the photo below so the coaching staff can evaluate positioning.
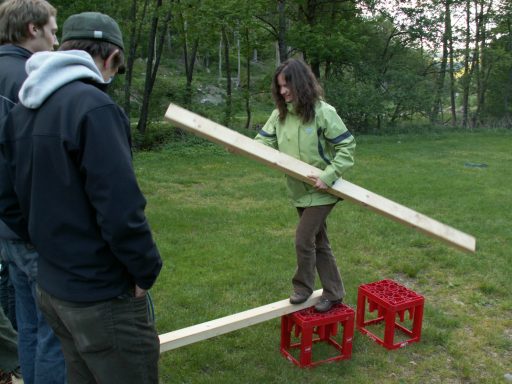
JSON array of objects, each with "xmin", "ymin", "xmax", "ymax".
[{"xmin": 0, "ymin": 44, "xmax": 32, "ymax": 59}]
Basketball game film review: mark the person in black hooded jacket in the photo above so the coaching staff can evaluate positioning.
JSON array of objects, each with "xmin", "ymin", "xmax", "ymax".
[
  {"xmin": 0, "ymin": 1, "xmax": 65, "ymax": 383},
  {"xmin": 0, "ymin": 11, "xmax": 163, "ymax": 384}
]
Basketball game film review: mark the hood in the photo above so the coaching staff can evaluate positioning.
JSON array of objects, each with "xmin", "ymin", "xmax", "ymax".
[{"xmin": 18, "ymin": 50, "xmax": 109, "ymax": 109}]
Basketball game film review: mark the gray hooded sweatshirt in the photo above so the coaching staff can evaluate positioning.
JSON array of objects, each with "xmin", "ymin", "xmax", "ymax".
[{"xmin": 19, "ymin": 49, "xmax": 109, "ymax": 109}]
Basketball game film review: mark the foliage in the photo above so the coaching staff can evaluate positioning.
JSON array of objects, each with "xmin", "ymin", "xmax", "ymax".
[
  {"xmin": 482, "ymin": 5, "xmax": 512, "ymax": 121},
  {"xmin": 48, "ymin": 0, "xmax": 511, "ymax": 141},
  {"xmin": 131, "ymin": 121, "xmax": 176, "ymax": 150}
]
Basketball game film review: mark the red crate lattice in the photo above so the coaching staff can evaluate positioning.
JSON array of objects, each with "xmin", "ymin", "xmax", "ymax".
[
  {"xmin": 280, "ymin": 303, "xmax": 355, "ymax": 368},
  {"xmin": 356, "ymin": 279, "xmax": 424, "ymax": 350}
]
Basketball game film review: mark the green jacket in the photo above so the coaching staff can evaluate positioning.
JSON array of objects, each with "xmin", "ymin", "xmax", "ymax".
[{"xmin": 255, "ymin": 100, "xmax": 355, "ymax": 207}]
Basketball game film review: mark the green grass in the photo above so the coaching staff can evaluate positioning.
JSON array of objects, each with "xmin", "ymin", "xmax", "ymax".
[{"xmin": 135, "ymin": 131, "xmax": 512, "ymax": 383}]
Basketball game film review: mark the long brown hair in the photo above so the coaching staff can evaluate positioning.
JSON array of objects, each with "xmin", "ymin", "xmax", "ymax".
[{"xmin": 271, "ymin": 58, "xmax": 323, "ymax": 123}]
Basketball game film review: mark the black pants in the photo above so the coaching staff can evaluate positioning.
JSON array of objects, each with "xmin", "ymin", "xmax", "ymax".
[
  {"xmin": 36, "ymin": 286, "xmax": 160, "ymax": 384},
  {"xmin": 293, "ymin": 204, "xmax": 345, "ymax": 301}
]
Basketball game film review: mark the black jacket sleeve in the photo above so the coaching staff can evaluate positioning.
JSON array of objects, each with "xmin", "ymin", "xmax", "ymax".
[
  {"xmin": 0, "ymin": 160, "xmax": 30, "ymax": 241},
  {"xmin": 0, "ymin": 118, "xmax": 30, "ymax": 241},
  {"xmin": 78, "ymin": 104, "xmax": 162, "ymax": 290}
]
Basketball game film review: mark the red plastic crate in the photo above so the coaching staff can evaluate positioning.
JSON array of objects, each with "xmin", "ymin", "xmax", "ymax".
[
  {"xmin": 356, "ymin": 279, "xmax": 424, "ymax": 350},
  {"xmin": 280, "ymin": 303, "xmax": 354, "ymax": 368}
]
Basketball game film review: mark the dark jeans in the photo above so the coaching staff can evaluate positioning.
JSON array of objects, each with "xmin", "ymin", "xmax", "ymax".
[
  {"xmin": 0, "ymin": 239, "xmax": 65, "ymax": 384},
  {"xmin": 293, "ymin": 204, "xmax": 345, "ymax": 301},
  {"xmin": 0, "ymin": 260, "xmax": 16, "ymax": 330},
  {"xmin": 36, "ymin": 286, "xmax": 160, "ymax": 384},
  {"xmin": 0, "ymin": 304, "xmax": 18, "ymax": 372}
]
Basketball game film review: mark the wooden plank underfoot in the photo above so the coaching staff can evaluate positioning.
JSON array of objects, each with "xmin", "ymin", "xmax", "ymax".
[
  {"xmin": 159, "ymin": 290, "xmax": 323, "ymax": 353},
  {"xmin": 164, "ymin": 104, "xmax": 476, "ymax": 253}
]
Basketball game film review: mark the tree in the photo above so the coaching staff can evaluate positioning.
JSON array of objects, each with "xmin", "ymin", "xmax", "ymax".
[
  {"xmin": 175, "ymin": 0, "xmax": 201, "ymax": 106},
  {"xmin": 277, "ymin": 0, "xmax": 288, "ymax": 63},
  {"xmin": 479, "ymin": 0, "xmax": 512, "ymax": 122},
  {"xmin": 124, "ymin": 0, "xmax": 150, "ymax": 117},
  {"xmin": 460, "ymin": 0, "xmax": 473, "ymax": 128},
  {"xmin": 137, "ymin": 0, "xmax": 172, "ymax": 134},
  {"xmin": 254, "ymin": 0, "xmax": 289, "ymax": 64},
  {"xmin": 289, "ymin": 0, "xmax": 361, "ymax": 78},
  {"xmin": 431, "ymin": 0, "xmax": 451, "ymax": 124},
  {"xmin": 221, "ymin": 24, "xmax": 232, "ymax": 126},
  {"xmin": 51, "ymin": 0, "xmax": 511, "ymax": 135}
]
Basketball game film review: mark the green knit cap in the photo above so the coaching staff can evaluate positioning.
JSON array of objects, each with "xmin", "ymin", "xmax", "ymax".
[{"xmin": 62, "ymin": 12, "xmax": 124, "ymax": 50}]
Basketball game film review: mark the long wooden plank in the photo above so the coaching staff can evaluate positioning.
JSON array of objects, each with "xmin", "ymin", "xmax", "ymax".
[
  {"xmin": 159, "ymin": 290, "xmax": 323, "ymax": 352},
  {"xmin": 164, "ymin": 104, "xmax": 476, "ymax": 253}
]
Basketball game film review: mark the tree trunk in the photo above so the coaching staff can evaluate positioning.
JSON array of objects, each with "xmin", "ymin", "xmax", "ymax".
[
  {"xmin": 275, "ymin": 42, "xmax": 280, "ymax": 68},
  {"xmin": 149, "ymin": 8, "xmax": 171, "ymax": 92},
  {"xmin": 137, "ymin": 0, "xmax": 171, "ymax": 134},
  {"xmin": 506, "ymin": 66, "xmax": 512, "ymax": 121},
  {"xmin": 244, "ymin": 27, "xmax": 252, "ymax": 130},
  {"xmin": 461, "ymin": 0, "xmax": 472, "ymax": 128},
  {"xmin": 277, "ymin": 0, "xmax": 287, "ymax": 63},
  {"xmin": 476, "ymin": 0, "xmax": 493, "ymax": 123},
  {"xmin": 222, "ymin": 25, "xmax": 232, "ymax": 126},
  {"xmin": 177, "ymin": 0, "xmax": 198, "ymax": 105},
  {"xmin": 447, "ymin": 2, "xmax": 457, "ymax": 126},
  {"xmin": 236, "ymin": 31, "xmax": 241, "ymax": 88},
  {"xmin": 218, "ymin": 35, "xmax": 222, "ymax": 84},
  {"xmin": 123, "ymin": 0, "xmax": 137, "ymax": 116},
  {"xmin": 179, "ymin": 6, "xmax": 190, "ymax": 102},
  {"xmin": 185, "ymin": 39, "xmax": 199, "ymax": 105},
  {"xmin": 182, "ymin": 34, "xmax": 199, "ymax": 106},
  {"xmin": 124, "ymin": 0, "xmax": 149, "ymax": 116},
  {"xmin": 431, "ymin": 0, "xmax": 450, "ymax": 124},
  {"xmin": 300, "ymin": 0, "xmax": 320, "ymax": 78},
  {"xmin": 472, "ymin": 0, "xmax": 484, "ymax": 127}
]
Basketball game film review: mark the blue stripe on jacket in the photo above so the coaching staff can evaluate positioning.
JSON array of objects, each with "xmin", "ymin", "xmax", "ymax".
[
  {"xmin": 258, "ymin": 129, "xmax": 276, "ymax": 138},
  {"xmin": 327, "ymin": 130, "xmax": 352, "ymax": 144},
  {"xmin": 316, "ymin": 129, "xmax": 353, "ymax": 165},
  {"xmin": 317, "ymin": 128, "xmax": 331, "ymax": 165}
]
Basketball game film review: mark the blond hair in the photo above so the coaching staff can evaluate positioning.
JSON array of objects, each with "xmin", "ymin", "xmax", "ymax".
[{"xmin": 0, "ymin": 0, "xmax": 56, "ymax": 44}]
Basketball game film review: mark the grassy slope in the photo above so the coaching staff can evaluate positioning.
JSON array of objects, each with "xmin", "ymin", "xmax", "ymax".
[{"xmin": 135, "ymin": 131, "xmax": 511, "ymax": 383}]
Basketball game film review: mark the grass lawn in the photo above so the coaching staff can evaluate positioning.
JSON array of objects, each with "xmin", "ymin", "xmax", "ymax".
[{"xmin": 134, "ymin": 131, "xmax": 512, "ymax": 383}]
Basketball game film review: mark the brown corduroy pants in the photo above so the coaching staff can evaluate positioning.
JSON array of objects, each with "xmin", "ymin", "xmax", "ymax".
[{"xmin": 292, "ymin": 204, "xmax": 345, "ymax": 301}]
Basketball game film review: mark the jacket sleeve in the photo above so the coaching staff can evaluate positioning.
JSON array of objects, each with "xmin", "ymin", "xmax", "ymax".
[
  {"xmin": 317, "ymin": 105, "xmax": 356, "ymax": 186},
  {"xmin": 254, "ymin": 109, "xmax": 279, "ymax": 149},
  {"xmin": 0, "ymin": 154, "xmax": 30, "ymax": 241},
  {"xmin": 78, "ymin": 104, "xmax": 162, "ymax": 290},
  {"xmin": 0, "ymin": 113, "xmax": 30, "ymax": 241}
]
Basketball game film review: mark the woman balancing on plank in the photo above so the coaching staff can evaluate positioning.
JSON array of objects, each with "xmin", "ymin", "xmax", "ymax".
[{"xmin": 255, "ymin": 58, "xmax": 356, "ymax": 312}]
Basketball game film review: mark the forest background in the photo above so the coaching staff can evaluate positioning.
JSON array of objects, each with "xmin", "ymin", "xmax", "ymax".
[
  {"xmin": 47, "ymin": 0, "xmax": 511, "ymax": 147},
  {"xmin": 37, "ymin": 1, "xmax": 511, "ymax": 382}
]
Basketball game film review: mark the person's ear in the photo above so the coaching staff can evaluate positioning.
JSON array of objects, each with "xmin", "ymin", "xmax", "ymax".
[
  {"xmin": 104, "ymin": 49, "xmax": 119, "ymax": 71},
  {"xmin": 27, "ymin": 22, "xmax": 39, "ymax": 38}
]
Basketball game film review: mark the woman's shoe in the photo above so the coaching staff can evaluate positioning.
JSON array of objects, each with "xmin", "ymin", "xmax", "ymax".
[
  {"xmin": 314, "ymin": 297, "xmax": 342, "ymax": 312},
  {"xmin": 289, "ymin": 292, "xmax": 311, "ymax": 304}
]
